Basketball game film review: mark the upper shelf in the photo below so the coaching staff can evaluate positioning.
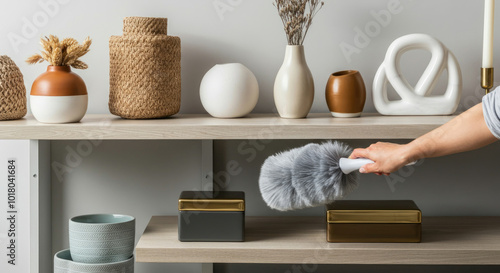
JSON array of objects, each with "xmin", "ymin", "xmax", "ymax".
[{"xmin": 0, "ymin": 114, "xmax": 455, "ymax": 140}]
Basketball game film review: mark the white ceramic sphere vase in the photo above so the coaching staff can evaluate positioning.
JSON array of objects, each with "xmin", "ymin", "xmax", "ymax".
[
  {"xmin": 200, "ymin": 63, "xmax": 259, "ymax": 118},
  {"xmin": 372, "ymin": 34, "xmax": 462, "ymax": 115}
]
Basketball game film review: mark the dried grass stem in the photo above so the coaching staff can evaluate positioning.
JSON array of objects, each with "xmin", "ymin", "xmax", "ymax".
[
  {"xmin": 26, "ymin": 35, "xmax": 91, "ymax": 69},
  {"xmin": 273, "ymin": 0, "xmax": 324, "ymax": 45}
]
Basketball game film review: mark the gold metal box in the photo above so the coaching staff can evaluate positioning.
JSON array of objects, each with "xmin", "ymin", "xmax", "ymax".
[{"xmin": 326, "ymin": 200, "xmax": 422, "ymax": 243}]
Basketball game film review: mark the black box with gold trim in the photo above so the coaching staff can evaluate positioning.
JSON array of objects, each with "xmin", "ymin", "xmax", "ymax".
[
  {"xmin": 178, "ymin": 191, "xmax": 245, "ymax": 242},
  {"xmin": 326, "ymin": 200, "xmax": 421, "ymax": 243}
]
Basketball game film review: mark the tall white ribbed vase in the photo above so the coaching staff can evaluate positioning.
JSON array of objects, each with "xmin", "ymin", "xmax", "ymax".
[{"xmin": 274, "ymin": 45, "xmax": 315, "ymax": 119}]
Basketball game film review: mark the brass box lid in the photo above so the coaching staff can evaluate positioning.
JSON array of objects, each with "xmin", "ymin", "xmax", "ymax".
[
  {"xmin": 179, "ymin": 191, "xmax": 245, "ymax": 212},
  {"xmin": 327, "ymin": 200, "xmax": 421, "ymax": 224}
]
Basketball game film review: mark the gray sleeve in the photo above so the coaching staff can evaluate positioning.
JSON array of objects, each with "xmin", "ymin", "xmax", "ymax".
[{"xmin": 482, "ymin": 87, "xmax": 500, "ymax": 139}]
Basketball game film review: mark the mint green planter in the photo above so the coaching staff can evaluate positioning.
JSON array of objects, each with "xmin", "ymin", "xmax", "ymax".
[
  {"xmin": 54, "ymin": 249, "xmax": 134, "ymax": 273},
  {"xmin": 69, "ymin": 214, "xmax": 135, "ymax": 264}
]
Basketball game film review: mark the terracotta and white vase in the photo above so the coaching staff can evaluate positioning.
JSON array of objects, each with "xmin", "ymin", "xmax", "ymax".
[
  {"xmin": 30, "ymin": 66, "xmax": 88, "ymax": 123},
  {"xmin": 200, "ymin": 63, "xmax": 259, "ymax": 118},
  {"xmin": 274, "ymin": 45, "xmax": 314, "ymax": 119}
]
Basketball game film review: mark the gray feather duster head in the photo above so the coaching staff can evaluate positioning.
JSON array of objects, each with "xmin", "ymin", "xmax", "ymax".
[
  {"xmin": 259, "ymin": 144, "xmax": 310, "ymax": 211},
  {"xmin": 259, "ymin": 141, "xmax": 358, "ymax": 211}
]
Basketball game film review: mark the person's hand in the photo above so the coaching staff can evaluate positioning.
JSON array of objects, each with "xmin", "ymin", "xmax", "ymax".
[{"xmin": 349, "ymin": 142, "xmax": 413, "ymax": 175}]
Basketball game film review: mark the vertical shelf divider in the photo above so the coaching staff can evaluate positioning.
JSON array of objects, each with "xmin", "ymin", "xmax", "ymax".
[
  {"xmin": 30, "ymin": 140, "xmax": 51, "ymax": 273},
  {"xmin": 201, "ymin": 140, "xmax": 214, "ymax": 273},
  {"xmin": 201, "ymin": 140, "xmax": 214, "ymax": 192}
]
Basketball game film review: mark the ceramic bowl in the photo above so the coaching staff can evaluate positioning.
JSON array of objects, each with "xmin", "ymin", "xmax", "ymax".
[
  {"xmin": 54, "ymin": 249, "xmax": 134, "ymax": 273},
  {"xmin": 69, "ymin": 214, "xmax": 135, "ymax": 264}
]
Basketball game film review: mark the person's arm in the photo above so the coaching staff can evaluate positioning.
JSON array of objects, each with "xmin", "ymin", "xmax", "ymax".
[{"xmin": 350, "ymin": 102, "xmax": 498, "ymax": 174}]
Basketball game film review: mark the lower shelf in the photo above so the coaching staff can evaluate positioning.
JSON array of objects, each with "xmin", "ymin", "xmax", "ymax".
[{"xmin": 136, "ymin": 216, "xmax": 500, "ymax": 265}]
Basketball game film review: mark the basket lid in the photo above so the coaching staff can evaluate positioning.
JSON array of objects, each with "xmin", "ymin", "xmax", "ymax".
[
  {"xmin": 179, "ymin": 191, "xmax": 245, "ymax": 212},
  {"xmin": 123, "ymin": 17, "xmax": 168, "ymax": 36},
  {"xmin": 327, "ymin": 200, "xmax": 421, "ymax": 224}
]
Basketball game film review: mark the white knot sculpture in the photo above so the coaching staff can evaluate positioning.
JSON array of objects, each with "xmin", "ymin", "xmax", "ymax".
[{"xmin": 373, "ymin": 34, "xmax": 462, "ymax": 115}]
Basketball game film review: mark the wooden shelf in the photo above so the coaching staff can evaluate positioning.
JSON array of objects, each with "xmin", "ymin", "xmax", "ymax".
[
  {"xmin": 0, "ymin": 114, "xmax": 454, "ymax": 140},
  {"xmin": 136, "ymin": 216, "xmax": 500, "ymax": 265}
]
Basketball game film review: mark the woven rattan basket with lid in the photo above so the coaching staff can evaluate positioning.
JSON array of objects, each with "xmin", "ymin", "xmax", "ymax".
[
  {"xmin": 0, "ymin": 56, "xmax": 27, "ymax": 121},
  {"xmin": 109, "ymin": 17, "xmax": 181, "ymax": 119}
]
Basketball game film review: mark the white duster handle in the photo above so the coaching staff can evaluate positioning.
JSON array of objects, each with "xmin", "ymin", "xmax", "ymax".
[{"xmin": 339, "ymin": 158, "xmax": 417, "ymax": 174}]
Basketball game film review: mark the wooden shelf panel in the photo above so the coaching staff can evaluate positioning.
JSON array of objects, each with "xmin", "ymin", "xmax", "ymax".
[
  {"xmin": 0, "ymin": 114, "xmax": 454, "ymax": 140},
  {"xmin": 136, "ymin": 216, "xmax": 500, "ymax": 265}
]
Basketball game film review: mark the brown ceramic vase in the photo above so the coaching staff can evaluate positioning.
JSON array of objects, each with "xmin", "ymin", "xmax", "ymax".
[{"xmin": 325, "ymin": 70, "xmax": 366, "ymax": 118}]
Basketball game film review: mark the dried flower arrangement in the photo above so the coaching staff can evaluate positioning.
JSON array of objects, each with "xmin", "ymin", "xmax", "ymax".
[
  {"xmin": 273, "ymin": 0, "xmax": 324, "ymax": 45},
  {"xmin": 26, "ymin": 35, "xmax": 92, "ymax": 69}
]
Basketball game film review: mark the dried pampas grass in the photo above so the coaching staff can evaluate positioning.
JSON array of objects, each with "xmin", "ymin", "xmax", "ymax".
[
  {"xmin": 273, "ymin": 0, "xmax": 324, "ymax": 45},
  {"xmin": 26, "ymin": 35, "xmax": 92, "ymax": 69}
]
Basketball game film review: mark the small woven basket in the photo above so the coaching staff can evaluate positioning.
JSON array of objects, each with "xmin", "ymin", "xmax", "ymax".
[
  {"xmin": 109, "ymin": 17, "xmax": 181, "ymax": 119},
  {"xmin": 0, "ymin": 56, "xmax": 27, "ymax": 121}
]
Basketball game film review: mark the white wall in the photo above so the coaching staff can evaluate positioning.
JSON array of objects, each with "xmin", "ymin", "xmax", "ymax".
[
  {"xmin": 0, "ymin": 0, "xmax": 495, "ymax": 114},
  {"xmin": 2, "ymin": 0, "xmax": 499, "ymax": 272}
]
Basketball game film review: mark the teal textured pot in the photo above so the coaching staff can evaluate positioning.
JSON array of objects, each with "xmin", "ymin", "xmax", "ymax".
[
  {"xmin": 69, "ymin": 214, "xmax": 135, "ymax": 264},
  {"xmin": 54, "ymin": 249, "xmax": 134, "ymax": 273}
]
